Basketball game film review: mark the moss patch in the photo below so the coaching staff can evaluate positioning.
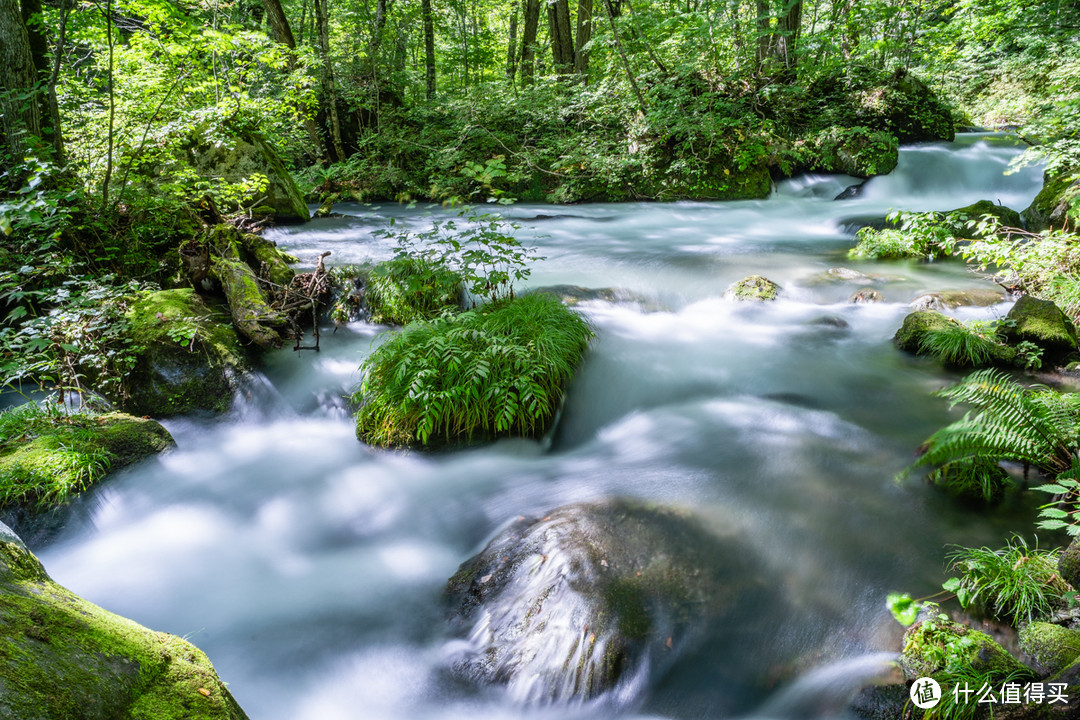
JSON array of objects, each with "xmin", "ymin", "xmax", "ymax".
[
  {"xmin": 0, "ymin": 406, "xmax": 173, "ymax": 511},
  {"xmin": 727, "ymin": 275, "xmax": 781, "ymax": 302},
  {"xmin": 0, "ymin": 524, "xmax": 248, "ymax": 720},
  {"xmin": 124, "ymin": 288, "xmax": 248, "ymax": 417},
  {"xmin": 1020, "ymin": 622, "xmax": 1080, "ymax": 675},
  {"xmin": 894, "ymin": 310, "xmax": 958, "ymax": 353},
  {"xmin": 1024, "ymin": 170, "xmax": 1080, "ymax": 232},
  {"xmin": 1002, "ymin": 294, "xmax": 1078, "ymax": 357},
  {"xmin": 899, "ymin": 615, "xmax": 1034, "ymax": 682}
]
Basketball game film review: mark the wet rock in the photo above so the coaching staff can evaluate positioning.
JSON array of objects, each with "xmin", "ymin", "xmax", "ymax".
[
  {"xmin": 809, "ymin": 315, "xmax": 850, "ymax": 329},
  {"xmin": 123, "ymin": 289, "xmax": 249, "ymax": 416},
  {"xmin": 529, "ymin": 284, "xmax": 630, "ymax": 306},
  {"xmin": 0, "ymin": 521, "xmax": 249, "ymax": 720},
  {"xmin": 727, "ymin": 275, "xmax": 781, "ymax": 302},
  {"xmin": 909, "ymin": 288, "xmax": 1007, "ymax": 311},
  {"xmin": 848, "ymin": 683, "xmax": 909, "ymax": 720},
  {"xmin": 1002, "ymin": 295, "xmax": 1077, "ymax": 359},
  {"xmin": 1020, "ymin": 622, "xmax": 1080, "ymax": 676},
  {"xmin": 893, "ymin": 310, "xmax": 957, "ymax": 353},
  {"xmin": 899, "ymin": 615, "xmax": 1034, "ymax": 682},
  {"xmin": 444, "ymin": 499, "xmax": 767, "ymax": 704},
  {"xmin": 850, "ymin": 289, "xmax": 884, "ymax": 303},
  {"xmin": 834, "ymin": 182, "xmax": 866, "ymax": 201}
]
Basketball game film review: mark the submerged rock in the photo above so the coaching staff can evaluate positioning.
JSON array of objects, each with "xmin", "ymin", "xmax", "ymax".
[
  {"xmin": 0, "ymin": 521, "xmax": 248, "ymax": 720},
  {"xmin": 909, "ymin": 288, "xmax": 1007, "ymax": 311},
  {"xmin": 850, "ymin": 289, "xmax": 883, "ymax": 303},
  {"xmin": 445, "ymin": 499, "xmax": 766, "ymax": 704},
  {"xmin": 123, "ymin": 289, "xmax": 248, "ymax": 416},
  {"xmin": 528, "ymin": 285, "xmax": 663, "ymax": 311},
  {"xmin": 1002, "ymin": 295, "xmax": 1077, "ymax": 359},
  {"xmin": 728, "ymin": 275, "xmax": 781, "ymax": 302}
]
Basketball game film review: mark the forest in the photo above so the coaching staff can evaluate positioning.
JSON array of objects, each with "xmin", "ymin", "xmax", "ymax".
[{"xmin": 2, "ymin": 0, "xmax": 1080, "ymax": 718}]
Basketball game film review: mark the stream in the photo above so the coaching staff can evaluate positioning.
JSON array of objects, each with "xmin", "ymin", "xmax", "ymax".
[{"xmin": 35, "ymin": 132, "xmax": 1050, "ymax": 719}]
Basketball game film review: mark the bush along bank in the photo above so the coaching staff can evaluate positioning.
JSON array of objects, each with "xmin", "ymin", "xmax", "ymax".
[{"xmin": 350, "ymin": 209, "xmax": 593, "ymax": 449}]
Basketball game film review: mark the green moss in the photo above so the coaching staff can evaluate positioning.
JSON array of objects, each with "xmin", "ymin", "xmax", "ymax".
[
  {"xmin": 0, "ymin": 528, "xmax": 247, "ymax": 720},
  {"xmin": 0, "ymin": 407, "xmax": 173, "ymax": 511},
  {"xmin": 1019, "ymin": 622, "xmax": 1080, "ymax": 675},
  {"xmin": 1002, "ymin": 294, "xmax": 1078, "ymax": 356},
  {"xmin": 807, "ymin": 126, "xmax": 899, "ymax": 178},
  {"xmin": 899, "ymin": 615, "xmax": 1034, "ymax": 682},
  {"xmin": 1059, "ymin": 538, "xmax": 1080, "ymax": 588},
  {"xmin": 727, "ymin": 275, "xmax": 780, "ymax": 301},
  {"xmin": 1024, "ymin": 170, "xmax": 1080, "ymax": 232},
  {"xmin": 238, "ymin": 233, "xmax": 295, "ymax": 288},
  {"xmin": 894, "ymin": 310, "xmax": 958, "ymax": 353},
  {"xmin": 124, "ymin": 289, "xmax": 247, "ymax": 416},
  {"xmin": 949, "ymin": 200, "xmax": 1023, "ymax": 235}
]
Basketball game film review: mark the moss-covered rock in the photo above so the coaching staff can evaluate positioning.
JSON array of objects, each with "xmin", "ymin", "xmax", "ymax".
[
  {"xmin": 948, "ymin": 200, "xmax": 1023, "ymax": 235},
  {"xmin": 727, "ymin": 275, "xmax": 781, "ymax": 302},
  {"xmin": 444, "ymin": 498, "xmax": 769, "ymax": 703},
  {"xmin": 1059, "ymin": 537, "xmax": 1080, "ymax": 590},
  {"xmin": 899, "ymin": 615, "xmax": 1034, "ymax": 682},
  {"xmin": 1019, "ymin": 622, "xmax": 1080, "ymax": 676},
  {"xmin": 1024, "ymin": 170, "xmax": 1080, "ymax": 233},
  {"xmin": 0, "ymin": 409, "xmax": 173, "ymax": 512},
  {"xmin": 893, "ymin": 310, "xmax": 958, "ymax": 353},
  {"xmin": 184, "ymin": 126, "xmax": 309, "ymax": 223},
  {"xmin": 807, "ymin": 126, "xmax": 899, "ymax": 178},
  {"xmin": 237, "ymin": 232, "xmax": 295, "ymax": 288},
  {"xmin": 0, "ymin": 521, "xmax": 249, "ymax": 720},
  {"xmin": 1002, "ymin": 295, "xmax": 1078, "ymax": 359},
  {"xmin": 124, "ymin": 289, "xmax": 248, "ymax": 416}
]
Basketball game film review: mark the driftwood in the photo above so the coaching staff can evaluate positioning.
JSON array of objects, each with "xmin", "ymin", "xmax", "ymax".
[{"xmin": 275, "ymin": 251, "xmax": 332, "ymax": 351}]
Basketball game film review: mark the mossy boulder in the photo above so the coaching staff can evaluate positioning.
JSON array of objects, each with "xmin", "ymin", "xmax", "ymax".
[
  {"xmin": 445, "ymin": 498, "xmax": 768, "ymax": 703},
  {"xmin": 184, "ymin": 125, "xmax": 309, "ymax": 223},
  {"xmin": 0, "ymin": 521, "xmax": 248, "ymax": 720},
  {"xmin": 893, "ymin": 310, "xmax": 958, "ymax": 353},
  {"xmin": 727, "ymin": 275, "xmax": 781, "ymax": 302},
  {"xmin": 0, "ymin": 410, "xmax": 173, "ymax": 512},
  {"xmin": 1024, "ymin": 170, "xmax": 1080, "ymax": 233},
  {"xmin": 898, "ymin": 615, "xmax": 1034, "ymax": 682},
  {"xmin": 807, "ymin": 126, "xmax": 899, "ymax": 178},
  {"xmin": 1002, "ymin": 295, "xmax": 1078, "ymax": 359},
  {"xmin": 1019, "ymin": 622, "xmax": 1080, "ymax": 676},
  {"xmin": 1060, "ymin": 537, "xmax": 1080, "ymax": 589},
  {"xmin": 948, "ymin": 200, "xmax": 1023, "ymax": 236},
  {"xmin": 124, "ymin": 289, "xmax": 248, "ymax": 417}
]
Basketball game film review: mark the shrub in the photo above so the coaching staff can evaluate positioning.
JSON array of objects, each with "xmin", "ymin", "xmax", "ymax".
[
  {"xmin": 364, "ymin": 257, "xmax": 463, "ymax": 326},
  {"xmin": 944, "ymin": 537, "xmax": 1070, "ymax": 625},
  {"xmin": 353, "ymin": 294, "xmax": 593, "ymax": 448}
]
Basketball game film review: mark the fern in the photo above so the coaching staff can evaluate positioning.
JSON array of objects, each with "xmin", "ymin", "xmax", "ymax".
[{"xmin": 902, "ymin": 369, "xmax": 1080, "ymax": 481}]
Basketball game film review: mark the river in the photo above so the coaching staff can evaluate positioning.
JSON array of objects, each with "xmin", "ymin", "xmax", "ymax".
[{"xmin": 36, "ymin": 132, "xmax": 1048, "ymax": 719}]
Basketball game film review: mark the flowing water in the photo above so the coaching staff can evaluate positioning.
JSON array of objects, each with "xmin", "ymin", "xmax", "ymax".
[{"xmin": 34, "ymin": 133, "xmax": 1053, "ymax": 719}]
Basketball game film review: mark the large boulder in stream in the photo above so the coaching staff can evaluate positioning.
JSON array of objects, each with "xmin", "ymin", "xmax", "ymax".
[
  {"xmin": 183, "ymin": 125, "xmax": 309, "ymax": 223},
  {"xmin": 444, "ymin": 499, "xmax": 768, "ymax": 704},
  {"xmin": 122, "ymin": 289, "xmax": 248, "ymax": 417},
  {"xmin": 893, "ymin": 310, "xmax": 957, "ymax": 354},
  {"xmin": 1001, "ymin": 295, "xmax": 1077, "ymax": 360},
  {"xmin": 0, "ymin": 521, "xmax": 249, "ymax": 720},
  {"xmin": 1024, "ymin": 170, "xmax": 1080, "ymax": 233}
]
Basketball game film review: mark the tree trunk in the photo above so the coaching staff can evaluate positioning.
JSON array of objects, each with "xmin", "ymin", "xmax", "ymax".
[
  {"xmin": 519, "ymin": 0, "xmax": 540, "ymax": 83},
  {"xmin": 21, "ymin": 0, "xmax": 65, "ymax": 162},
  {"xmin": 263, "ymin": 0, "xmax": 297, "ymax": 49},
  {"xmin": 573, "ymin": 0, "xmax": 592, "ymax": 75},
  {"xmin": 315, "ymin": 0, "xmax": 345, "ymax": 162},
  {"xmin": 422, "ymin": 0, "xmax": 436, "ymax": 97},
  {"xmin": 774, "ymin": 0, "xmax": 801, "ymax": 70},
  {"xmin": 547, "ymin": 0, "xmax": 575, "ymax": 74},
  {"xmin": 754, "ymin": 0, "xmax": 772, "ymax": 74},
  {"xmin": 506, "ymin": 6, "xmax": 518, "ymax": 82},
  {"xmin": 603, "ymin": 0, "xmax": 646, "ymax": 114},
  {"xmin": 1, "ymin": 0, "xmax": 41, "ymax": 175}
]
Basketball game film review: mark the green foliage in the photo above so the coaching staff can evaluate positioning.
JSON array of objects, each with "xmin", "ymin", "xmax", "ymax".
[
  {"xmin": 365, "ymin": 257, "xmax": 463, "ymax": 325},
  {"xmin": 887, "ymin": 592, "xmax": 923, "ymax": 626},
  {"xmin": 353, "ymin": 294, "xmax": 593, "ymax": 447},
  {"xmin": 927, "ymin": 458, "xmax": 1011, "ymax": 505},
  {"xmin": 1033, "ymin": 464, "xmax": 1080, "ymax": 536},
  {"xmin": 943, "ymin": 537, "xmax": 1069, "ymax": 624},
  {"xmin": 918, "ymin": 320, "xmax": 1003, "ymax": 368},
  {"xmin": 901, "ymin": 369, "xmax": 1080, "ymax": 483}
]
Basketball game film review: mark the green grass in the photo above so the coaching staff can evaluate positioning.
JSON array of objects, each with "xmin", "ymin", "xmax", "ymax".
[
  {"xmin": 354, "ymin": 294, "xmax": 593, "ymax": 448},
  {"xmin": 365, "ymin": 256, "xmax": 464, "ymax": 325},
  {"xmin": 945, "ymin": 537, "xmax": 1070, "ymax": 625},
  {"xmin": 918, "ymin": 321, "xmax": 1003, "ymax": 368},
  {"xmin": 0, "ymin": 404, "xmax": 113, "ymax": 510}
]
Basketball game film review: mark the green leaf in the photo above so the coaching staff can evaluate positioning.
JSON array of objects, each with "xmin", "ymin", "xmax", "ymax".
[{"xmin": 886, "ymin": 592, "xmax": 920, "ymax": 626}]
